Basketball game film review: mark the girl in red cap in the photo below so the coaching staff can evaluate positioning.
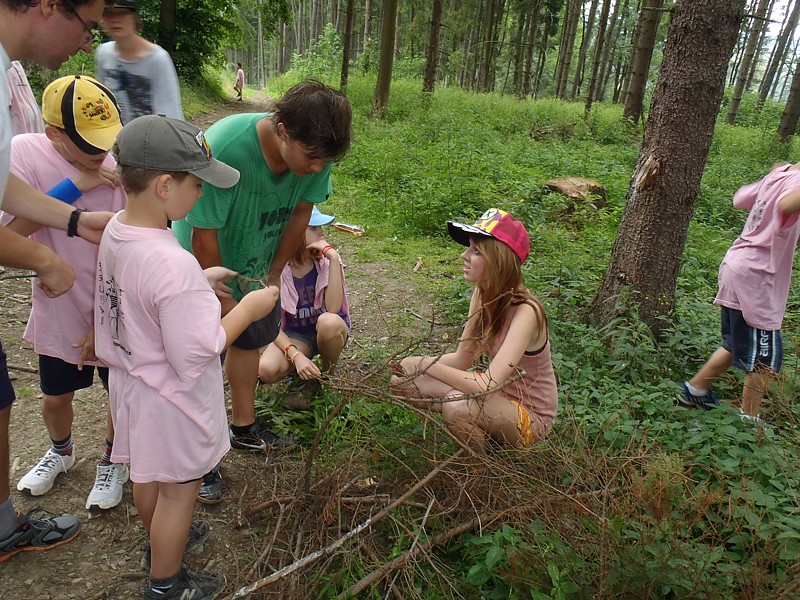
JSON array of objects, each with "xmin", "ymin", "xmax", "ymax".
[{"xmin": 390, "ymin": 209, "xmax": 557, "ymax": 451}]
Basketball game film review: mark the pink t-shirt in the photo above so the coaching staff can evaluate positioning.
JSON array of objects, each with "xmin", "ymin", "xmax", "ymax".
[
  {"xmin": 235, "ymin": 68, "xmax": 244, "ymax": 89},
  {"xmin": 95, "ymin": 214, "xmax": 230, "ymax": 483},
  {"xmin": 9, "ymin": 133, "xmax": 126, "ymax": 365},
  {"xmin": 7, "ymin": 61, "xmax": 43, "ymax": 136},
  {"xmin": 715, "ymin": 164, "xmax": 800, "ymax": 330}
]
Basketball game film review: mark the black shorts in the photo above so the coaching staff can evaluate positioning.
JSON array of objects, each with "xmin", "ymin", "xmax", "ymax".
[
  {"xmin": 39, "ymin": 354, "xmax": 109, "ymax": 396},
  {"xmin": 0, "ymin": 340, "xmax": 16, "ymax": 411},
  {"xmin": 720, "ymin": 306, "xmax": 783, "ymax": 373},
  {"xmin": 231, "ymin": 302, "xmax": 282, "ymax": 351}
]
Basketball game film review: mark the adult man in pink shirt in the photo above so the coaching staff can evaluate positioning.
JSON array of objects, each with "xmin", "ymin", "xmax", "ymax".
[
  {"xmin": 0, "ymin": 0, "xmax": 114, "ymax": 563},
  {"xmin": 678, "ymin": 162, "xmax": 800, "ymax": 422}
]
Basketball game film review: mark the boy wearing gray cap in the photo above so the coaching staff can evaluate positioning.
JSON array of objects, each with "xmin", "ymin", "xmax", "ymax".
[{"xmin": 95, "ymin": 115, "xmax": 278, "ymax": 599}]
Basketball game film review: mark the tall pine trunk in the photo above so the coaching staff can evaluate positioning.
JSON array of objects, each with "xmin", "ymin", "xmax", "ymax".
[
  {"xmin": 584, "ymin": 0, "xmax": 611, "ymax": 112},
  {"xmin": 623, "ymin": 0, "xmax": 664, "ymax": 124},
  {"xmin": 726, "ymin": 0, "xmax": 770, "ymax": 124},
  {"xmin": 591, "ymin": 0, "xmax": 747, "ymax": 333},
  {"xmin": 373, "ymin": 0, "xmax": 399, "ymax": 115},
  {"xmin": 423, "ymin": 0, "xmax": 444, "ymax": 93}
]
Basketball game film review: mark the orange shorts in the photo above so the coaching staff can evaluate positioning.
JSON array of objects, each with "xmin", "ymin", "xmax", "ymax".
[{"xmin": 510, "ymin": 400, "xmax": 552, "ymax": 448}]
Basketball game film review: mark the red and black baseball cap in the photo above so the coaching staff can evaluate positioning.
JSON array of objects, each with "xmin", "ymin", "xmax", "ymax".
[{"xmin": 447, "ymin": 208, "xmax": 530, "ymax": 263}]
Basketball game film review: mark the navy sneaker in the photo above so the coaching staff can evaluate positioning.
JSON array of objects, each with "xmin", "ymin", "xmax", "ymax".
[
  {"xmin": 197, "ymin": 468, "xmax": 223, "ymax": 505},
  {"xmin": 229, "ymin": 422, "xmax": 296, "ymax": 452},
  {"xmin": 676, "ymin": 381, "xmax": 720, "ymax": 410},
  {"xmin": 143, "ymin": 567, "xmax": 225, "ymax": 599}
]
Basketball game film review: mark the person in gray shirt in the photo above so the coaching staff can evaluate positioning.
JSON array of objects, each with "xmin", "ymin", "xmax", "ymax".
[{"xmin": 95, "ymin": 0, "xmax": 182, "ymax": 124}]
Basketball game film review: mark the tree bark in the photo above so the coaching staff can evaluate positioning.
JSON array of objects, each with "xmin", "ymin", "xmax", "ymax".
[
  {"xmin": 555, "ymin": 0, "xmax": 581, "ymax": 98},
  {"xmin": 778, "ymin": 59, "xmax": 800, "ymax": 137},
  {"xmin": 623, "ymin": 0, "xmax": 665, "ymax": 125},
  {"xmin": 590, "ymin": 0, "xmax": 747, "ymax": 333},
  {"xmin": 340, "ymin": 0, "xmax": 356, "ymax": 90},
  {"xmin": 759, "ymin": 0, "xmax": 800, "ymax": 103},
  {"xmin": 159, "ymin": 0, "xmax": 177, "ymax": 55},
  {"xmin": 373, "ymin": 0, "xmax": 399, "ymax": 115},
  {"xmin": 423, "ymin": 0, "xmax": 444, "ymax": 93},
  {"xmin": 596, "ymin": 0, "xmax": 628, "ymax": 101},
  {"xmin": 584, "ymin": 0, "xmax": 611, "ymax": 112},
  {"xmin": 571, "ymin": 0, "xmax": 600, "ymax": 100},
  {"xmin": 726, "ymin": 0, "xmax": 770, "ymax": 124}
]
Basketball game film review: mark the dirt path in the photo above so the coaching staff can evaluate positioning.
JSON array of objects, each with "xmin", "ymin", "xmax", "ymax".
[{"xmin": 0, "ymin": 94, "xmax": 447, "ymax": 599}]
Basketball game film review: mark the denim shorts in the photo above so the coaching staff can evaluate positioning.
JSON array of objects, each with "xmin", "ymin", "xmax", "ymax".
[
  {"xmin": 0, "ymin": 340, "xmax": 16, "ymax": 410},
  {"xmin": 39, "ymin": 354, "xmax": 109, "ymax": 396},
  {"xmin": 721, "ymin": 306, "xmax": 783, "ymax": 373},
  {"xmin": 232, "ymin": 302, "xmax": 282, "ymax": 350}
]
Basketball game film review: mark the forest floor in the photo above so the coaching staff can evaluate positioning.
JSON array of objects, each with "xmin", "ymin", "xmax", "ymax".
[{"xmin": 0, "ymin": 90, "xmax": 448, "ymax": 599}]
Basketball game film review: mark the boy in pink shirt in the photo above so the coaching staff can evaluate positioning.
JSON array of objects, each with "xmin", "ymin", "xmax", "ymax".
[
  {"xmin": 7, "ymin": 75, "xmax": 129, "ymax": 511},
  {"xmin": 678, "ymin": 163, "xmax": 800, "ymax": 421},
  {"xmin": 96, "ymin": 115, "xmax": 278, "ymax": 599}
]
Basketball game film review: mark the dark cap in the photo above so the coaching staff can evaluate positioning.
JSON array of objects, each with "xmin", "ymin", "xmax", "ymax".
[
  {"xmin": 108, "ymin": 0, "xmax": 137, "ymax": 12},
  {"xmin": 116, "ymin": 115, "xmax": 240, "ymax": 189}
]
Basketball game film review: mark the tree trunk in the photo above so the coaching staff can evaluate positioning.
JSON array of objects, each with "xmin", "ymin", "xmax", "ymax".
[
  {"xmin": 584, "ymin": 0, "xmax": 611, "ymax": 112},
  {"xmin": 623, "ymin": 0, "xmax": 664, "ymax": 124},
  {"xmin": 340, "ymin": 0, "xmax": 356, "ymax": 90},
  {"xmin": 726, "ymin": 0, "xmax": 770, "ymax": 124},
  {"xmin": 571, "ymin": 0, "xmax": 600, "ymax": 100},
  {"xmin": 759, "ymin": 0, "xmax": 800, "ymax": 103},
  {"xmin": 522, "ymin": 1, "xmax": 542, "ymax": 97},
  {"xmin": 423, "ymin": 0, "xmax": 444, "ymax": 93},
  {"xmin": 159, "ymin": 0, "xmax": 177, "ymax": 55},
  {"xmin": 555, "ymin": 0, "xmax": 581, "ymax": 98},
  {"xmin": 745, "ymin": 0, "xmax": 775, "ymax": 89},
  {"xmin": 596, "ymin": 0, "xmax": 628, "ymax": 101},
  {"xmin": 373, "ymin": 0, "xmax": 399, "ymax": 115},
  {"xmin": 590, "ymin": 0, "xmax": 747, "ymax": 333},
  {"xmin": 778, "ymin": 59, "xmax": 800, "ymax": 137}
]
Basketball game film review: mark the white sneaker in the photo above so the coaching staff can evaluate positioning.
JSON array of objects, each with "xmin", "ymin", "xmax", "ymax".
[
  {"xmin": 85, "ymin": 463, "xmax": 129, "ymax": 510},
  {"xmin": 17, "ymin": 447, "xmax": 76, "ymax": 496}
]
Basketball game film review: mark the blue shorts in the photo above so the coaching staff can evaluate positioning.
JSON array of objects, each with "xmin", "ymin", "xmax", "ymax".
[
  {"xmin": 39, "ymin": 355, "xmax": 109, "ymax": 396},
  {"xmin": 232, "ymin": 302, "xmax": 282, "ymax": 351},
  {"xmin": 0, "ymin": 340, "xmax": 16, "ymax": 411},
  {"xmin": 284, "ymin": 328, "xmax": 319, "ymax": 356},
  {"xmin": 720, "ymin": 307, "xmax": 783, "ymax": 373}
]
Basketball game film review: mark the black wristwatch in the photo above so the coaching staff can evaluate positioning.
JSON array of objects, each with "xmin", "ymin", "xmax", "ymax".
[{"xmin": 67, "ymin": 208, "xmax": 87, "ymax": 238}]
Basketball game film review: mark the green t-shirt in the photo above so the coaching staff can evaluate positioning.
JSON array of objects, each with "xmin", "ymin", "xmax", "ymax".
[{"xmin": 172, "ymin": 113, "xmax": 332, "ymax": 300}]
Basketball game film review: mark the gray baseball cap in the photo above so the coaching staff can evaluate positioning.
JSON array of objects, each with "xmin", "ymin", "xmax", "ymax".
[{"xmin": 115, "ymin": 115, "xmax": 240, "ymax": 189}]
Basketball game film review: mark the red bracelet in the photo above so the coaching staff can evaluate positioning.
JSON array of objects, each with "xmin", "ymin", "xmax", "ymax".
[
  {"xmin": 321, "ymin": 245, "xmax": 335, "ymax": 256},
  {"xmin": 284, "ymin": 343, "xmax": 297, "ymax": 362}
]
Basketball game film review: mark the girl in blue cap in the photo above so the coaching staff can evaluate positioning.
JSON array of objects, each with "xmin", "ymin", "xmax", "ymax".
[
  {"xmin": 391, "ymin": 209, "xmax": 557, "ymax": 451},
  {"xmin": 258, "ymin": 205, "xmax": 351, "ymax": 408}
]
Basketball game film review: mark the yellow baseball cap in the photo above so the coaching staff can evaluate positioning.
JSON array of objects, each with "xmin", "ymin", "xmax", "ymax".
[{"xmin": 42, "ymin": 75, "xmax": 122, "ymax": 155}]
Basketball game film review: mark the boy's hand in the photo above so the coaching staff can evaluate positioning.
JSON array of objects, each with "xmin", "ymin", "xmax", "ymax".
[
  {"xmin": 36, "ymin": 250, "xmax": 75, "ymax": 297},
  {"xmin": 293, "ymin": 352, "xmax": 321, "ymax": 380},
  {"xmin": 239, "ymin": 285, "xmax": 280, "ymax": 322},
  {"xmin": 76, "ymin": 211, "xmax": 114, "ymax": 244},
  {"xmin": 204, "ymin": 266, "xmax": 238, "ymax": 298},
  {"xmin": 72, "ymin": 166, "xmax": 119, "ymax": 193},
  {"xmin": 73, "ymin": 327, "xmax": 97, "ymax": 370}
]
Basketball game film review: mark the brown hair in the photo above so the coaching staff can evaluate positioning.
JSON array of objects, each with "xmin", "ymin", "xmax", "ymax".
[
  {"xmin": 5, "ymin": 0, "xmax": 113, "ymax": 11},
  {"xmin": 271, "ymin": 79, "xmax": 352, "ymax": 161},
  {"xmin": 112, "ymin": 142, "xmax": 188, "ymax": 193},
  {"xmin": 467, "ymin": 236, "xmax": 547, "ymax": 353}
]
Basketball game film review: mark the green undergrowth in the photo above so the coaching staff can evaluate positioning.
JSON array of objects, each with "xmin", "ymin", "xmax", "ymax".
[{"xmin": 251, "ymin": 74, "xmax": 800, "ymax": 598}]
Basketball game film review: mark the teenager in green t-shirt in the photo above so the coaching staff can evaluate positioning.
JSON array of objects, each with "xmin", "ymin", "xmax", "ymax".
[{"xmin": 171, "ymin": 79, "xmax": 352, "ymax": 503}]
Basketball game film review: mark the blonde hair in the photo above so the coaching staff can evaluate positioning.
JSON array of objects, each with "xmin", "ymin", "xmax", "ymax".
[{"xmin": 468, "ymin": 236, "xmax": 547, "ymax": 352}]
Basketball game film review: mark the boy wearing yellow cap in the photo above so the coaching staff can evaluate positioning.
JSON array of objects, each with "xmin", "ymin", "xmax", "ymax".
[{"xmin": 5, "ymin": 75, "xmax": 129, "ymax": 511}]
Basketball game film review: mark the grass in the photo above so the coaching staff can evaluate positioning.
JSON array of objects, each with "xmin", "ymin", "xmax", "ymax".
[{"xmin": 240, "ymin": 73, "xmax": 800, "ymax": 598}]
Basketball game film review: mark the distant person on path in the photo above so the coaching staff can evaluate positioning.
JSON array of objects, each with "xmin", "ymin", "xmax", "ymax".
[
  {"xmin": 390, "ymin": 209, "xmax": 558, "ymax": 452},
  {"xmin": 677, "ymin": 163, "xmax": 800, "ymax": 423},
  {"xmin": 6, "ymin": 75, "xmax": 128, "ymax": 511},
  {"xmin": 171, "ymin": 79, "xmax": 352, "ymax": 504},
  {"xmin": 258, "ymin": 205, "xmax": 351, "ymax": 410},
  {"xmin": 7, "ymin": 60, "xmax": 43, "ymax": 135},
  {"xmin": 234, "ymin": 62, "xmax": 244, "ymax": 101},
  {"xmin": 95, "ymin": 0, "xmax": 183, "ymax": 124},
  {"xmin": 95, "ymin": 115, "xmax": 279, "ymax": 598},
  {"xmin": 0, "ymin": 0, "xmax": 115, "ymax": 564}
]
